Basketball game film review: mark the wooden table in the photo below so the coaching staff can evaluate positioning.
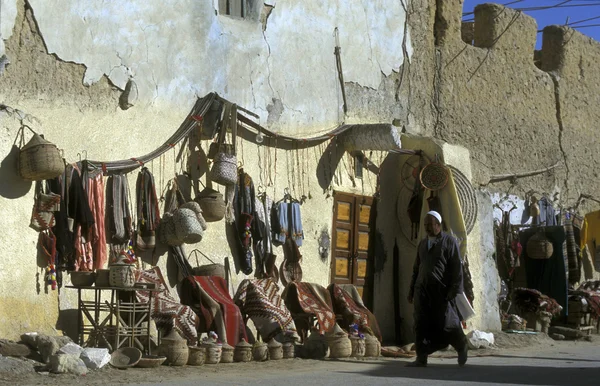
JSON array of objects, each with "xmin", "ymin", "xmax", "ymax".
[{"xmin": 67, "ymin": 285, "xmax": 160, "ymax": 354}]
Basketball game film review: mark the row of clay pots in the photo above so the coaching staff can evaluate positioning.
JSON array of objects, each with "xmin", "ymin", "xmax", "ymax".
[
  {"xmin": 158, "ymin": 332, "xmax": 293, "ymax": 366},
  {"xmin": 304, "ymin": 333, "xmax": 381, "ymax": 359},
  {"xmin": 158, "ymin": 330, "xmax": 380, "ymax": 366}
]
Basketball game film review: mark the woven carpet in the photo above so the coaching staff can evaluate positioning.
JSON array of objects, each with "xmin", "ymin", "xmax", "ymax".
[{"xmin": 234, "ymin": 278, "xmax": 299, "ymax": 342}]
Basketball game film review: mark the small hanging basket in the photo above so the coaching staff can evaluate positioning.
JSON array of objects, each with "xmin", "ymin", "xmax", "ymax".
[
  {"xmin": 18, "ymin": 126, "xmax": 64, "ymax": 181},
  {"xmin": 420, "ymin": 157, "xmax": 449, "ymax": 191},
  {"xmin": 189, "ymin": 249, "xmax": 226, "ymax": 278},
  {"xmin": 195, "ymin": 187, "xmax": 226, "ymax": 222},
  {"xmin": 527, "ymin": 230, "xmax": 553, "ymax": 259}
]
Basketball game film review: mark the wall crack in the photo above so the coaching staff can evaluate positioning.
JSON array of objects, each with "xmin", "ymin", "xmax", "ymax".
[{"xmin": 549, "ymin": 72, "xmax": 570, "ymax": 200}]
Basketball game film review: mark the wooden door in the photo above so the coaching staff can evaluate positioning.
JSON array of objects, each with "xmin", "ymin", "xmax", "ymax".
[{"xmin": 330, "ymin": 192, "xmax": 373, "ymax": 299}]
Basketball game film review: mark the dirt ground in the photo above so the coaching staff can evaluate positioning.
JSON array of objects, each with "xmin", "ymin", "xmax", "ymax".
[{"xmin": 1, "ymin": 332, "xmax": 596, "ymax": 386}]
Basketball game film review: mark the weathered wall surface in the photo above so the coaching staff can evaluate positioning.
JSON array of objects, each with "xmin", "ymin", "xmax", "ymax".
[
  {"xmin": 0, "ymin": 0, "xmax": 409, "ymax": 340},
  {"xmin": 435, "ymin": 2, "xmax": 561, "ymax": 197}
]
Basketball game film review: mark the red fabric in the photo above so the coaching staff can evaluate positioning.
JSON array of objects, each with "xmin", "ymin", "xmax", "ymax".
[
  {"xmin": 287, "ymin": 282, "xmax": 336, "ymax": 334},
  {"xmin": 192, "ymin": 276, "xmax": 247, "ymax": 346}
]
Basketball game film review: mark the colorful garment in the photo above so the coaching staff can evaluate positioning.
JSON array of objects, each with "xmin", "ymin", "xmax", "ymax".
[
  {"xmin": 234, "ymin": 278, "xmax": 299, "ymax": 342},
  {"xmin": 182, "ymin": 276, "xmax": 247, "ymax": 346},
  {"xmin": 135, "ymin": 267, "xmax": 199, "ymax": 345}
]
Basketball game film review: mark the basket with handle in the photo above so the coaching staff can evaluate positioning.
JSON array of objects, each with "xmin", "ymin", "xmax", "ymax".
[
  {"xmin": 17, "ymin": 125, "xmax": 64, "ymax": 181},
  {"xmin": 189, "ymin": 249, "xmax": 226, "ymax": 278}
]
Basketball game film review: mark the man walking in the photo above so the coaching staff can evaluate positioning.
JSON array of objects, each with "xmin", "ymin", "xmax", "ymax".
[{"xmin": 407, "ymin": 210, "xmax": 468, "ymax": 367}]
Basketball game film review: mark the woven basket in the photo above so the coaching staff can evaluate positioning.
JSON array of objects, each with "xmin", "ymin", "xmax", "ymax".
[
  {"xmin": 527, "ymin": 231, "xmax": 553, "ymax": 259},
  {"xmin": 420, "ymin": 162, "xmax": 449, "ymax": 191},
  {"xmin": 220, "ymin": 344, "xmax": 234, "ymax": 363},
  {"xmin": 109, "ymin": 264, "xmax": 136, "ymax": 288},
  {"xmin": 19, "ymin": 133, "xmax": 64, "ymax": 181},
  {"xmin": 180, "ymin": 201, "xmax": 208, "ymax": 231},
  {"xmin": 349, "ymin": 337, "xmax": 366, "ymax": 358},
  {"xmin": 268, "ymin": 340, "xmax": 283, "ymax": 360},
  {"xmin": 209, "ymin": 153, "xmax": 237, "ymax": 186},
  {"xmin": 203, "ymin": 343, "xmax": 222, "ymax": 364},
  {"xmin": 252, "ymin": 342, "xmax": 268, "ymax": 361},
  {"xmin": 448, "ymin": 166, "xmax": 478, "ymax": 235},
  {"xmin": 364, "ymin": 335, "xmax": 381, "ymax": 357},
  {"xmin": 174, "ymin": 208, "xmax": 204, "ymax": 244},
  {"xmin": 196, "ymin": 187, "xmax": 226, "ymax": 222},
  {"xmin": 326, "ymin": 335, "xmax": 352, "ymax": 359},
  {"xmin": 234, "ymin": 340, "xmax": 252, "ymax": 362},
  {"xmin": 187, "ymin": 346, "xmax": 205, "ymax": 366},
  {"xmin": 282, "ymin": 342, "xmax": 295, "ymax": 359},
  {"xmin": 192, "ymin": 264, "xmax": 226, "ymax": 278}
]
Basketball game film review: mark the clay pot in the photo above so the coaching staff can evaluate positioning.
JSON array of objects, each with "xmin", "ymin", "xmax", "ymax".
[
  {"xmin": 202, "ymin": 343, "xmax": 222, "ymax": 364},
  {"xmin": 282, "ymin": 342, "xmax": 295, "ymax": 359},
  {"xmin": 158, "ymin": 330, "xmax": 188, "ymax": 366},
  {"xmin": 268, "ymin": 339, "xmax": 283, "ymax": 360},
  {"xmin": 326, "ymin": 335, "xmax": 352, "ymax": 359},
  {"xmin": 220, "ymin": 343, "xmax": 234, "ymax": 363},
  {"xmin": 252, "ymin": 342, "xmax": 268, "ymax": 361},
  {"xmin": 187, "ymin": 346, "xmax": 205, "ymax": 366},
  {"xmin": 364, "ymin": 334, "xmax": 381, "ymax": 357},
  {"xmin": 349, "ymin": 336, "xmax": 366, "ymax": 358},
  {"xmin": 234, "ymin": 340, "xmax": 253, "ymax": 362}
]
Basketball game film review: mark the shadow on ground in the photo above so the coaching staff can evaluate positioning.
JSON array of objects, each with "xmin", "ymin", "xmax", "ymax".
[{"xmin": 338, "ymin": 359, "xmax": 600, "ymax": 386}]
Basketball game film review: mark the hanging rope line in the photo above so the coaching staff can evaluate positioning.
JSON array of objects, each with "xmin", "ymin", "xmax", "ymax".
[{"xmin": 85, "ymin": 92, "xmax": 416, "ymax": 174}]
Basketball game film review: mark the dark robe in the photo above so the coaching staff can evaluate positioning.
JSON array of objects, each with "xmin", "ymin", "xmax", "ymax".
[{"xmin": 409, "ymin": 231, "xmax": 467, "ymax": 358}]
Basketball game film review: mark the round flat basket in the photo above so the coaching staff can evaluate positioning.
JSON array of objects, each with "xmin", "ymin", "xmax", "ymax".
[
  {"xmin": 448, "ymin": 166, "xmax": 478, "ymax": 235},
  {"xmin": 420, "ymin": 162, "xmax": 449, "ymax": 191},
  {"xmin": 136, "ymin": 355, "xmax": 166, "ymax": 368},
  {"xmin": 110, "ymin": 347, "xmax": 142, "ymax": 369}
]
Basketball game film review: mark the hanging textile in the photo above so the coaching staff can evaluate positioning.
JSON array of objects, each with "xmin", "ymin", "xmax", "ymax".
[
  {"xmin": 234, "ymin": 278, "xmax": 299, "ymax": 342},
  {"xmin": 232, "ymin": 169, "xmax": 257, "ymax": 275},
  {"xmin": 49, "ymin": 175, "xmax": 74, "ymax": 275},
  {"xmin": 106, "ymin": 174, "xmax": 133, "ymax": 244},
  {"xmin": 282, "ymin": 282, "xmax": 336, "ymax": 335},
  {"xmin": 135, "ymin": 267, "xmax": 199, "ymax": 345},
  {"xmin": 135, "ymin": 167, "xmax": 160, "ymax": 252},
  {"xmin": 182, "ymin": 276, "xmax": 247, "ymax": 346},
  {"xmin": 68, "ymin": 165, "xmax": 95, "ymax": 271},
  {"xmin": 519, "ymin": 226, "xmax": 568, "ymax": 312},
  {"xmin": 271, "ymin": 200, "xmax": 304, "ymax": 247},
  {"xmin": 328, "ymin": 283, "xmax": 382, "ymax": 341},
  {"xmin": 86, "ymin": 171, "xmax": 107, "ymax": 270}
]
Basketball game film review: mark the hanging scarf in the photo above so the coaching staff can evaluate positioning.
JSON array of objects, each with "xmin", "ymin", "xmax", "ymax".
[{"xmin": 233, "ymin": 169, "xmax": 255, "ymax": 275}]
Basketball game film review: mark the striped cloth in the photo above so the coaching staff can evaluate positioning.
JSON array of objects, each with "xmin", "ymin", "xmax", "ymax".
[
  {"xmin": 135, "ymin": 267, "xmax": 199, "ymax": 345},
  {"xmin": 181, "ymin": 276, "xmax": 247, "ymax": 346},
  {"xmin": 283, "ymin": 282, "xmax": 336, "ymax": 335},
  {"xmin": 234, "ymin": 278, "xmax": 299, "ymax": 342}
]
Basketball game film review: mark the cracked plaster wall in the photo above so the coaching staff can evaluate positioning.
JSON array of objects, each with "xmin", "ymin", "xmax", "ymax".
[
  {"xmin": 15, "ymin": 0, "xmax": 412, "ymax": 133},
  {"xmin": 0, "ymin": 0, "xmax": 412, "ymax": 339}
]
